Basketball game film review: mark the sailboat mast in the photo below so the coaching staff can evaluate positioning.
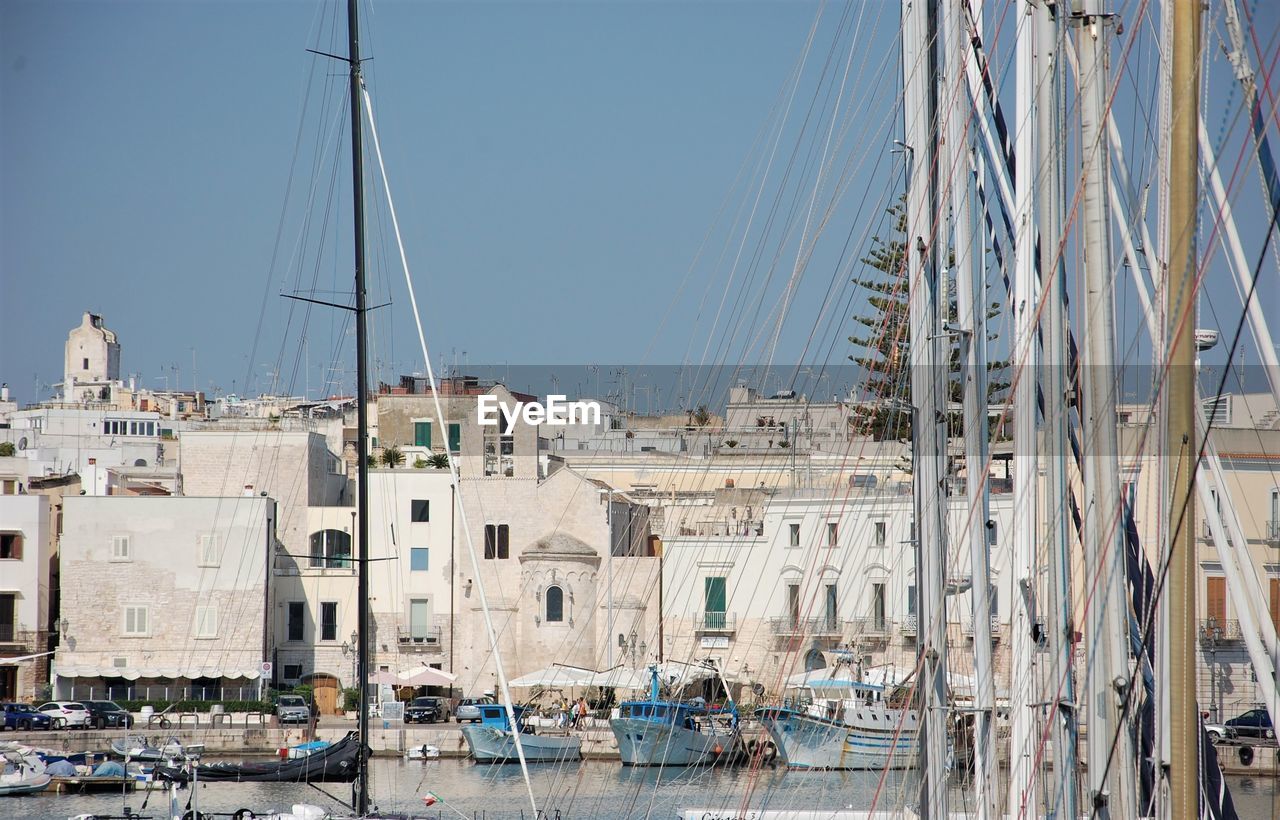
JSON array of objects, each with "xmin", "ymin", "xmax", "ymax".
[
  {"xmin": 346, "ymin": 0, "xmax": 371, "ymax": 814},
  {"xmin": 901, "ymin": 0, "xmax": 949, "ymax": 815},
  {"xmin": 1167, "ymin": 0, "xmax": 1201, "ymax": 815}
]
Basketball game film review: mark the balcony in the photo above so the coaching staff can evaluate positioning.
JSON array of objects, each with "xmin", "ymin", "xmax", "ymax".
[
  {"xmin": 695, "ymin": 611, "xmax": 737, "ymax": 634},
  {"xmin": 1268, "ymin": 520, "xmax": 1280, "ymax": 544},
  {"xmin": 961, "ymin": 615, "xmax": 1002, "ymax": 638},
  {"xmin": 770, "ymin": 616, "xmax": 846, "ymax": 637},
  {"xmin": 902, "ymin": 615, "xmax": 918, "ymax": 636},
  {"xmin": 848, "ymin": 616, "xmax": 890, "ymax": 637},
  {"xmin": 1199, "ymin": 619, "xmax": 1243, "ymax": 643},
  {"xmin": 398, "ymin": 626, "xmax": 443, "ymax": 650},
  {"xmin": 1200, "ymin": 519, "xmax": 1232, "ymax": 545}
]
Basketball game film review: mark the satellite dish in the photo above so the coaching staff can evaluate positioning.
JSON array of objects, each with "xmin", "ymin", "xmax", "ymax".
[
  {"xmin": 16, "ymin": 437, "xmax": 27, "ymax": 451},
  {"xmin": 752, "ymin": 683, "xmax": 765, "ymax": 697}
]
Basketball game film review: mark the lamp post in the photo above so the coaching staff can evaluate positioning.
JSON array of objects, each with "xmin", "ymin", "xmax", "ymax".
[
  {"xmin": 1206, "ymin": 617, "xmax": 1222, "ymax": 722},
  {"xmin": 599, "ymin": 488, "xmax": 614, "ymax": 667}
]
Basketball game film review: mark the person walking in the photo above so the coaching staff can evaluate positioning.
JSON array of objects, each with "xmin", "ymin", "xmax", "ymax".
[{"xmin": 573, "ymin": 697, "xmax": 588, "ymax": 730}]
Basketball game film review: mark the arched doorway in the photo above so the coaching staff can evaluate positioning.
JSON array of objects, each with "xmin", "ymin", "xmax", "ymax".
[
  {"xmin": 305, "ymin": 673, "xmax": 341, "ymax": 715},
  {"xmin": 804, "ymin": 648, "xmax": 826, "ymax": 672}
]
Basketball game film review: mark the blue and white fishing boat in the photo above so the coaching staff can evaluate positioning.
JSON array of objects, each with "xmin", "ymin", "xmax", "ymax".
[
  {"xmin": 610, "ymin": 665, "xmax": 740, "ymax": 767},
  {"xmin": 459, "ymin": 704, "xmax": 581, "ymax": 763},
  {"xmin": 756, "ymin": 663, "xmax": 919, "ymax": 770}
]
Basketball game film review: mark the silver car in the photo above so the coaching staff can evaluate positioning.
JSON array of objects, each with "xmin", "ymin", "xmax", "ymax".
[
  {"xmin": 275, "ymin": 695, "xmax": 312, "ymax": 724},
  {"xmin": 454, "ymin": 697, "xmax": 494, "ymax": 723}
]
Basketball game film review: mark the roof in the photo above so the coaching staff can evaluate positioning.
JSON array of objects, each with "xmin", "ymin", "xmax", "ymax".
[{"xmin": 526, "ymin": 532, "xmax": 598, "ymax": 557}]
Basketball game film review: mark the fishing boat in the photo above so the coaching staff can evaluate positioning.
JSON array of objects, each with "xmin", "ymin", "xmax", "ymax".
[
  {"xmin": 460, "ymin": 703, "xmax": 581, "ymax": 763},
  {"xmin": 110, "ymin": 735, "xmax": 185, "ymax": 762},
  {"xmin": 154, "ymin": 732, "xmax": 361, "ymax": 784},
  {"xmin": 756, "ymin": 666, "xmax": 918, "ymax": 770},
  {"xmin": 610, "ymin": 664, "xmax": 740, "ymax": 767}
]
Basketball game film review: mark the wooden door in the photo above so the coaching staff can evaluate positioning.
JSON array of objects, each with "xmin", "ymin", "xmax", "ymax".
[
  {"xmin": 312, "ymin": 676, "xmax": 339, "ymax": 715},
  {"xmin": 1206, "ymin": 577, "xmax": 1227, "ymax": 629},
  {"xmin": 1271, "ymin": 579, "xmax": 1280, "ymax": 635}
]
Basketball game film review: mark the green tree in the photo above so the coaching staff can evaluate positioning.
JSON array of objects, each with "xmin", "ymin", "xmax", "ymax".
[
  {"xmin": 848, "ymin": 197, "xmax": 1008, "ymax": 441},
  {"xmin": 427, "ymin": 453, "xmax": 451, "ymax": 469},
  {"xmin": 0, "ymin": 442, "xmax": 14, "ymax": 457},
  {"xmin": 380, "ymin": 445, "xmax": 405, "ymax": 468}
]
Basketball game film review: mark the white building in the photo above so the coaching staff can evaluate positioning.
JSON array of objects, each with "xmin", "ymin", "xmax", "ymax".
[
  {"xmin": 0, "ymin": 475, "xmax": 52, "ymax": 701},
  {"xmin": 62, "ymin": 312, "xmax": 121, "ymax": 401},
  {"xmin": 55, "ymin": 495, "xmax": 278, "ymax": 702}
]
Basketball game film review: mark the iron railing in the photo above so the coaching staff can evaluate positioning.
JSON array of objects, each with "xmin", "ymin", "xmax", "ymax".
[
  {"xmin": 398, "ymin": 626, "xmax": 443, "ymax": 647},
  {"xmin": 64, "ymin": 684, "xmax": 262, "ymax": 702},
  {"xmin": 1199, "ymin": 619, "xmax": 1243, "ymax": 642},
  {"xmin": 696, "ymin": 612, "xmax": 737, "ymax": 632}
]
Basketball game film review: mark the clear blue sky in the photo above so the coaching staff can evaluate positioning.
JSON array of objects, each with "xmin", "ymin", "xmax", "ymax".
[{"xmin": 4, "ymin": 1, "xmax": 1278, "ymax": 408}]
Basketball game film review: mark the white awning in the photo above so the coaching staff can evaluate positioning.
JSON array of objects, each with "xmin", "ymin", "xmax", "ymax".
[
  {"xmin": 508, "ymin": 664, "xmax": 593, "ymax": 688},
  {"xmin": 0, "ymin": 651, "xmax": 53, "ymax": 666},
  {"xmin": 55, "ymin": 665, "xmax": 261, "ymax": 680}
]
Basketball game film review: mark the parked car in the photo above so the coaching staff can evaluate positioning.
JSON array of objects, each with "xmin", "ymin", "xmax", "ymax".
[
  {"xmin": 276, "ymin": 694, "xmax": 312, "ymax": 725},
  {"xmin": 1225, "ymin": 708, "xmax": 1274, "ymax": 740},
  {"xmin": 454, "ymin": 697, "xmax": 494, "ymax": 724},
  {"xmin": 80, "ymin": 700, "xmax": 134, "ymax": 729},
  {"xmin": 404, "ymin": 697, "xmax": 446, "ymax": 724},
  {"xmin": 1203, "ymin": 722, "xmax": 1237, "ymax": 742},
  {"xmin": 36, "ymin": 701, "xmax": 90, "ymax": 728},
  {"xmin": 1, "ymin": 703, "xmax": 54, "ymax": 731}
]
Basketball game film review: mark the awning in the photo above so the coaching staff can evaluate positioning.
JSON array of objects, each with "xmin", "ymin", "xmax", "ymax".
[
  {"xmin": 508, "ymin": 664, "xmax": 593, "ymax": 688},
  {"xmin": 55, "ymin": 665, "xmax": 262, "ymax": 680},
  {"xmin": 368, "ymin": 671, "xmax": 401, "ymax": 685},
  {"xmin": 397, "ymin": 666, "xmax": 457, "ymax": 687},
  {"xmin": 0, "ymin": 651, "xmax": 53, "ymax": 666},
  {"xmin": 578, "ymin": 666, "xmax": 650, "ymax": 690}
]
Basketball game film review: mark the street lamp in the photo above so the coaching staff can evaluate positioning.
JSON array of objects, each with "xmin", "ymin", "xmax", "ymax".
[
  {"xmin": 598, "ymin": 487, "xmax": 614, "ymax": 667},
  {"xmin": 1206, "ymin": 617, "xmax": 1222, "ymax": 722}
]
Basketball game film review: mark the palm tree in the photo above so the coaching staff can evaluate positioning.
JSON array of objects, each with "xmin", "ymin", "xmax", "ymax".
[
  {"xmin": 427, "ymin": 452, "xmax": 451, "ymax": 469},
  {"xmin": 380, "ymin": 445, "xmax": 405, "ymax": 468}
]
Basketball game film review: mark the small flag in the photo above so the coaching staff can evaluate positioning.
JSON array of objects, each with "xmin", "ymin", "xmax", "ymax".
[{"xmin": 421, "ymin": 792, "xmax": 440, "ymax": 807}]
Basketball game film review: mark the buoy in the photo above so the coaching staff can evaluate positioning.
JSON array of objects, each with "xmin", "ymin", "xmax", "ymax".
[
  {"xmin": 1239, "ymin": 745, "xmax": 1255, "ymax": 767},
  {"xmin": 713, "ymin": 745, "xmax": 723, "ymax": 755}
]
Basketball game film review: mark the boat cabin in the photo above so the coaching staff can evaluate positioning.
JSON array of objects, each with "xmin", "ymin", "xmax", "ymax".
[{"xmin": 476, "ymin": 703, "xmax": 533, "ymax": 732}]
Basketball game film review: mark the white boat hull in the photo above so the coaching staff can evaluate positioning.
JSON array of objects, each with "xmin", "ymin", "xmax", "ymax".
[
  {"xmin": 610, "ymin": 717, "xmax": 733, "ymax": 766},
  {"xmin": 459, "ymin": 726, "xmax": 581, "ymax": 763},
  {"xmin": 759, "ymin": 708, "xmax": 918, "ymax": 770}
]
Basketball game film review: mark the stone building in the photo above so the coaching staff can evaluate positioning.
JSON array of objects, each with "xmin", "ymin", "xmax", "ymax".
[
  {"xmin": 63, "ymin": 312, "xmax": 120, "ymax": 402},
  {"xmin": 0, "ymin": 469, "xmax": 53, "ymax": 701}
]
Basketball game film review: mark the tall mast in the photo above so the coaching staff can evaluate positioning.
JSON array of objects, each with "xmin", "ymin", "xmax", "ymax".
[
  {"xmin": 1167, "ymin": 0, "xmax": 1201, "ymax": 814},
  {"xmin": 1072, "ymin": 4, "xmax": 1136, "ymax": 816},
  {"xmin": 901, "ymin": 0, "xmax": 949, "ymax": 816},
  {"xmin": 942, "ymin": 0, "xmax": 996, "ymax": 815},
  {"xmin": 347, "ymin": 0, "xmax": 371, "ymax": 814},
  {"xmin": 1007, "ymin": 6, "xmax": 1039, "ymax": 814},
  {"xmin": 1036, "ymin": 3, "xmax": 1081, "ymax": 816}
]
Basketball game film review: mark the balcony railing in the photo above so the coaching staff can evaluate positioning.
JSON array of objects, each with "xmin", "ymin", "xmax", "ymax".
[
  {"xmin": 1268, "ymin": 520, "xmax": 1280, "ymax": 542},
  {"xmin": 695, "ymin": 612, "xmax": 737, "ymax": 633},
  {"xmin": 1199, "ymin": 619, "xmax": 1243, "ymax": 643},
  {"xmin": 848, "ymin": 616, "xmax": 890, "ymax": 636},
  {"xmin": 902, "ymin": 614, "xmax": 918, "ymax": 636},
  {"xmin": 398, "ymin": 626, "xmax": 443, "ymax": 648},
  {"xmin": 771, "ymin": 616, "xmax": 846, "ymax": 636}
]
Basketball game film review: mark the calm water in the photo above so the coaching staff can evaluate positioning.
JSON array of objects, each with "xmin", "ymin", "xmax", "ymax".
[{"xmin": 12, "ymin": 758, "xmax": 1280, "ymax": 819}]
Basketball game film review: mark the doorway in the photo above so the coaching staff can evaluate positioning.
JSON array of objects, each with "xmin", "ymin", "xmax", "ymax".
[{"xmin": 309, "ymin": 673, "xmax": 340, "ymax": 715}]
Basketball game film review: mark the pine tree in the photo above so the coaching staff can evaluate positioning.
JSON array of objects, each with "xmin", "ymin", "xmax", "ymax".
[{"xmin": 848, "ymin": 197, "xmax": 1008, "ymax": 441}]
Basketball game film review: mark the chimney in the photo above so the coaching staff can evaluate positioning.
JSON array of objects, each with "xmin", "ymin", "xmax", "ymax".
[{"xmin": 0, "ymin": 384, "xmax": 7, "ymax": 402}]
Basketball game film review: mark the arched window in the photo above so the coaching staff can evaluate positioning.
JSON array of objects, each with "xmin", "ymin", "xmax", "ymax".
[
  {"xmin": 804, "ymin": 647, "xmax": 826, "ymax": 672},
  {"xmin": 545, "ymin": 585, "xmax": 564, "ymax": 623},
  {"xmin": 309, "ymin": 529, "xmax": 352, "ymax": 569}
]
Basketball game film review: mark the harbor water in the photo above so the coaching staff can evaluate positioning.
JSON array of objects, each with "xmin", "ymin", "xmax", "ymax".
[{"xmin": 10, "ymin": 759, "xmax": 1280, "ymax": 819}]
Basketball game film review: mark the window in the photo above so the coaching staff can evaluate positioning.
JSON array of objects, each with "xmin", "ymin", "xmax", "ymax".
[
  {"xmin": 414, "ymin": 421, "xmax": 432, "ymax": 448},
  {"xmin": 123, "ymin": 605, "xmax": 149, "ymax": 636},
  {"xmin": 448, "ymin": 423, "xmax": 462, "ymax": 453},
  {"xmin": 873, "ymin": 521, "xmax": 886, "ymax": 547},
  {"xmin": 705, "ymin": 577, "xmax": 726, "ymax": 630},
  {"xmin": 1206, "ymin": 577, "xmax": 1226, "ymax": 626},
  {"xmin": 1270, "ymin": 579, "xmax": 1280, "ymax": 635},
  {"xmin": 198, "ymin": 534, "xmax": 220, "ymax": 567},
  {"xmin": 0, "ymin": 533, "xmax": 22, "ymax": 560},
  {"xmin": 826, "ymin": 522, "xmax": 838, "ymax": 547},
  {"xmin": 411, "ymin": 499, "xmax": 430, "ymax": 522},
  {"xmin": 410, "ymin": 547, "xmax": 429, "ymax": 572},
  {"xmin": 788, "ymin": 523, "xmax": 800, "ymax": 547},
  {"xmin": 907, "ymin": 584, "xmax": 917, "ymax": 616},
  {"xmin": 545, "ymin": 585, "xmax": 564, "ymax": 623},
  {"xmin": 283, "ymin": 663, "xmax": 302, "ymax": 682},
  {"xmin": 194, "ymin": 605, "xmax": 217, "ymax": 638},
  {"xmin": 111, "ymin": 535, "xmax": 131, "ymax": 561},
  {"xmin": 409, "ymin": 599, "xmax": 431, "ymax": 639},
  {"xmin": 824, "ymin": 583, "xmax": 838, "ymax": 630},
  {"xmin": 320, "ymin": 602, "xmax": 338, "ymax": 641},
  {"xmin": 988, "ymin": 520, "xmax": 998, "ymax": 546},
  {"xmin": 0, "ymin": 594, "xmax": 14, "ymax": 642},
  {"xmin": 309, "ymin": 530, "xmax": 351, "ymax": 569},
  {"xmin": 871, "ymin": 583, "xmax": 886, "ymax": 630},
  {"xmin": 287, "ymin": 601, "xmax": 305, "ymax": 642},
  {"xmin": 82, "ymin": 358, "xmax": 89, "ymax": 370},
  {"xmin": 484, "ymin": 524, "xmax": 510, "ymax": 559},
  {"xmin": 786, "ymin": 583, "xmax": 800, "ymax": 625}
]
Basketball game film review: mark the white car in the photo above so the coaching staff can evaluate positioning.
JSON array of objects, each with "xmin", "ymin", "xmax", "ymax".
[{"xmin": 36, "ymin": 701, "xmax": 90, "ymax": 728}]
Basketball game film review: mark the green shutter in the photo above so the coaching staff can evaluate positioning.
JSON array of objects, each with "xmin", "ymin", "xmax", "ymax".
[
  {"xmin": 448, "ymin": 423, "xmax": 461, "ymax": 452},
  {"xmin": 414, "ymin": 421, "xmax": 432, "ymax": 448},
  {"xmin": 704, "ymin": 577, "xmax": 726, "ymax": 613}
]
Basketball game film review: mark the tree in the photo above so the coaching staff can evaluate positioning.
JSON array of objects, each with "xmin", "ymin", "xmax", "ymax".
[
  {"xmin": 412, "ymin": 457, "xmax": 428, "ymax": 469},
  {"xmin": 690, "ymin": 405, "xmax": 711, "ymax": 427},
  {"xmin": 847, "ymin": 197, "xmax": 1008, "ymax": 440},
  {"xmin": 427, "ymin": 453, "xmax": 451, "ymax": 469},
  {"xmin": 0, "ymin": 442, "xmax": 13, "ymax": 457},
  {"xmin": 380, "ymin": 445, "xmax": 405, "ymax": 468}
]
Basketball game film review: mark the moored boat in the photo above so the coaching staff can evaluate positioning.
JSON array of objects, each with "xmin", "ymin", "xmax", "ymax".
[
  {"xmin": 460, "ymin": 704, "xmax": 581, "ymax": 763},
  {"xmin": 610, "ymin": 664, "xmax": 740, "ymax": 767}
]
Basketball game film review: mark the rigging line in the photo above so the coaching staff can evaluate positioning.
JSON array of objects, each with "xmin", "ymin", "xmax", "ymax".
[
  {"xmin": 1087, "ymin": 133, "xmax": 1280, "ymax": 820},
  {"xmin": 360, "ymin": 84, "xmax": 538, "ymax": 816}
]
